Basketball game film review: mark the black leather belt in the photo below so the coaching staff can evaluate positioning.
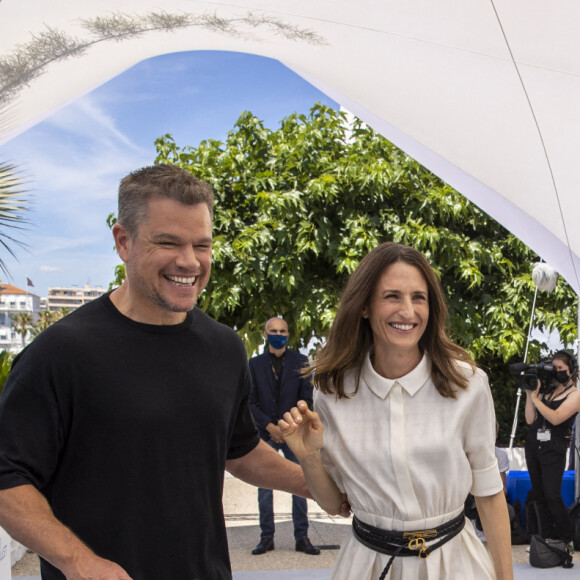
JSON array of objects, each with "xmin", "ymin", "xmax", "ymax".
[{"xmin": 352, "ymin": 511, "xmax": 466, "ymax": 579}]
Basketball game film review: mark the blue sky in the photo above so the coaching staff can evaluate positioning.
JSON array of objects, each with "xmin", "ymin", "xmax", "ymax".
[{"xmin": 0, "ymin": 51, "xmax": 338, "ymax": 298}]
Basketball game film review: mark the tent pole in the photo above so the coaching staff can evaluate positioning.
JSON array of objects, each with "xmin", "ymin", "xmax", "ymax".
[{"xmin": 509, "ymin": 285, "xmax": 538, "ymax": 451}]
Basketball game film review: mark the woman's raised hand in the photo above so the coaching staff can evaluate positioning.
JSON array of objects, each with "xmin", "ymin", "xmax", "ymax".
[
  {"xmin": 280, "ymin": 401, "xmax": 351, "ymax": 518},
  {"xmin": 278, "ymin": 400, "xmax": 324, "ymax": 460}
]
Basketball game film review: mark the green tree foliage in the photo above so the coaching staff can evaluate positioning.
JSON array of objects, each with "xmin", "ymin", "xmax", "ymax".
[
  {"xmin": 11, "ymin": 311, "xmax": 32, "ymax": 347},
  {"xmin": 106, "ymin": 213, "xmax": 125, "ymax": 290},
  {"xmin": 0, "ymin": 350, "xmax": 14, "ymax": 397},
  {"xmin": 109, "ymin": 104, "xmax": 577, "ymax": 443}
]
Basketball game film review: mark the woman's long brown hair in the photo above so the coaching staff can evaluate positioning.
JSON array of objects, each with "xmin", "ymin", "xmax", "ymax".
[{"xmin": 306, "ymin": 242, "xmax": 475, "ymax": 399}]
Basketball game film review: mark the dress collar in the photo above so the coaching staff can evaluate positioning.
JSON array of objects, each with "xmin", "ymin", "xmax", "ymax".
[{"xmin": 361, "ymin": 351, "xmax": 432, "ymax": 399}]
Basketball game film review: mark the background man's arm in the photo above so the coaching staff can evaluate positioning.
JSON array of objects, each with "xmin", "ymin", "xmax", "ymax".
[
  {"xmin": 225, "ymin": 439, "xmax": 311, "ymax": 499},
  {"xmin": 248, "ymin": 361, "xmax": 279, "ymax": 439},
  {"xmin": 297, "ymin": 357, "xmax": 314, "ymax": 409},
  {"xmin": 0, "ymin": 484, "xmax": 132, "ymax": 580}
]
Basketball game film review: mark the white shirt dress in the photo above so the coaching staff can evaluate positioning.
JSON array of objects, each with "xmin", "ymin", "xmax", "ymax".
[{"xmin": 315, "ymin": 353, "xmax": 503, "ymax": 580}]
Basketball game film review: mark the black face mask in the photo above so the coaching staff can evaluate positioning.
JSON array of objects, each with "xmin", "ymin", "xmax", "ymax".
[{"xmin": 554, "ymin": 370, "xmax": 570, "ymax": 385}]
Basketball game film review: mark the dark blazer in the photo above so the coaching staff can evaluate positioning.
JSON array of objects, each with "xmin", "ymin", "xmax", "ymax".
[{"xmin": 249, "ymin": 349, "xmax": 313, "ymax": 441}]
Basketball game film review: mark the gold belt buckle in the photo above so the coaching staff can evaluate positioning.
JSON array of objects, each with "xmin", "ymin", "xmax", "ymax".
[{"xmin": 402, "ymin": 530, "xmax": 437, "ymax": 559}]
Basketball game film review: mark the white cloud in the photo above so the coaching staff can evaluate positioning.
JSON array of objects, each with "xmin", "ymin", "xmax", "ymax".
[
  {"xmin": 45, "ymin": 95, "xmax": 143, "ymax": 152},
  {"xmin": 29, "ymin": 235, "xmax": 104, "ymax": 256}
]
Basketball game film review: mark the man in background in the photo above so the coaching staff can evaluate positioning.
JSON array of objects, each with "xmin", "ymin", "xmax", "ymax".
[{"xmin": 249, "ymin": 317, "xmax": 320, "ymax": 556}]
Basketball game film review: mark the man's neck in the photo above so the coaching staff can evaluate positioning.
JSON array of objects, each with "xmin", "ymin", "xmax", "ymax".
[
  {"xmin": 109, "ymin": 284, "xmax": 188, "ymax": 325},
  {"xmin": 269, "ymin": 346, "xmax": 286, "ymax": 358}
]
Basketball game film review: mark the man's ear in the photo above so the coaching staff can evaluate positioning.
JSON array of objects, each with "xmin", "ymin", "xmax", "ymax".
[{"xmin": 112, "ymin": 223, "xmax": 131, "ymax": 264}]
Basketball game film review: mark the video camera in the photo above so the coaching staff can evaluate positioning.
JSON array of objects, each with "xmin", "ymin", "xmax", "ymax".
[{"xmin": 509, "ymin": 361, "xmax": 557, "ymax": 394}]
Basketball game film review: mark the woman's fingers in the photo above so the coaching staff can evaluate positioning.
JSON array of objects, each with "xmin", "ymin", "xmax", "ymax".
[
  {"xmin": 296, "ymin": 401, "xmax": 322, "ymax": 429},
  {"xmin": 280, "ymin": 406, "xmax": 305, "ymax": 428},
  {"xmin": 339, "ymin": 501, "xmax": 351, "ymax": 518},
  {"xmin": 279, "ymin": 402, "xmax": 322, "ymax": 438}
]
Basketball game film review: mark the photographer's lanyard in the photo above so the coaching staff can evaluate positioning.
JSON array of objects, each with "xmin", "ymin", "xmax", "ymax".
[{"xmin": 538, "ymin": 384, "xmax": 574, "ymax": 441}]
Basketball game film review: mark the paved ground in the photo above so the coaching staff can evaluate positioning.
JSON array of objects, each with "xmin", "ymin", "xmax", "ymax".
[{"xmin": 11, "ymin": 476, "xmax": 579, "ymax": 578}]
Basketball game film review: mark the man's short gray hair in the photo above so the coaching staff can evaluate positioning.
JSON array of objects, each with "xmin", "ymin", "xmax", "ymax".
[{"xmin": 118, "ymin": 164, "xmax": 215, "ymax": 239}]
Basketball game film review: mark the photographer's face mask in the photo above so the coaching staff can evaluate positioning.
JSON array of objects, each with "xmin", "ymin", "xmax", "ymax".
[{"xmin": 554, "ymin": 370, "xmax": 570, "ymax": 384}]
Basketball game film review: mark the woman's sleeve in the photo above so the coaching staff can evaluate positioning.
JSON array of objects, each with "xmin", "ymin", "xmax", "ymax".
[{"xmin": 463, "ymin": 369, "xmax": 503, "ymax": 497}]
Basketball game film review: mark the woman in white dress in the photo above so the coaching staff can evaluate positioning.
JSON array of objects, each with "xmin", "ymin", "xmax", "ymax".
[{"xmin": 280, "ymin": 242, "xmax": 513, "ymax": 579}]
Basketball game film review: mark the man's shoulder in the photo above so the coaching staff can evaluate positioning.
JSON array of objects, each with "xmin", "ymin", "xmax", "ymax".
[
  {"xmin": 248, "ymin": 349, "xmax": 307, "ymax": 364},
  {"xmin": 192, "ymin": 308, "xmax": 238, "ymax": 336},
  {"xmin": 249, "ymin": 351, "xmax": 268, "ymax": 366},
  {"xmin": 285, "ymin": 349, "xmax": 308, "ymax": 365},
  {"xmin": 191, "ymin": 308, "xmax": 245, "ymax": 352},
  {"xmin": 36, "ymin": 295, "xmax": 108, "ymax": 338},
  {"xmin": 11, "ymin": 297, "xmax": 109, "ymax": 365}
]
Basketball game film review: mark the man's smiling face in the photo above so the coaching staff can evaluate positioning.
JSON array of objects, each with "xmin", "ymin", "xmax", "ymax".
[{"xmin": 116, "ymin": 196, "xmax": 212, "ymax": 324}]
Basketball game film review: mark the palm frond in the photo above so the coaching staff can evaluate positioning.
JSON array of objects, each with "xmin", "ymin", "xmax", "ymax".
[{"xmin": 0, "ymin": 158, "xmax": 30, "ymax": 278}]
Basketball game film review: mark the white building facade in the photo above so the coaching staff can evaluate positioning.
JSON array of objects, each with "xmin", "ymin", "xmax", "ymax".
[
  {"xmin": 45, "ymin": 284, "xmax": 106, "ymax": 312},
  {"xmin": 0, "ymin": 284, "xmax": 41, "ymax": 354}
]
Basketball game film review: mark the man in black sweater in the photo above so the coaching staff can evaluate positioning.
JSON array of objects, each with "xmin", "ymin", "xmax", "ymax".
[{"xmin": 0, "ymin": 164, "xmax": 311, "ymax": 580}]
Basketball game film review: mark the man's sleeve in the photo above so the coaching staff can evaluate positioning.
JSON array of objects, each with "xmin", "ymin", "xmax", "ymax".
[
  {"xmin": 0, "ymin": 347, "xmax": 63, "ymax": 492},
  {"xmin": 248, "ymin": 358, "xmax": 272, "ymax": 430},
  {"xmin": 495, "ymin": 447, "xmax": 510, "ymax": 474},
  {"xmin": 227, "ymin": 366, "xmax": 260, "ymax": 460}
]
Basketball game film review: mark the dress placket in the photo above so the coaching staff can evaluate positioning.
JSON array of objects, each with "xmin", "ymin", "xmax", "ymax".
[{"xmin": 389, "ymin": 382, "xmax": 422, "ymax": 523}]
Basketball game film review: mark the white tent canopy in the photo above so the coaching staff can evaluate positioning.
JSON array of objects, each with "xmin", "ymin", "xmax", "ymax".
[{"xmin": 2, "ymin": 1, "xmax": 580, "ymax": 294}]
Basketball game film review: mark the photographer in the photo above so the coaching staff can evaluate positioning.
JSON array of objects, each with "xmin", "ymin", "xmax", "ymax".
[{"xmin": 525, "ymin": 350, "xmax": 580, "ymax": 556}]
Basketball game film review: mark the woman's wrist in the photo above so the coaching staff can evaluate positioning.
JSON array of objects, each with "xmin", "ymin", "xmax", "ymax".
[{"xmin": 296, "ymin": 449, "xmax": 323, "ymax": 465}]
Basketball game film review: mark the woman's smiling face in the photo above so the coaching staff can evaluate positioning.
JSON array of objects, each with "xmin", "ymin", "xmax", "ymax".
[{"xmin": 363, "ymin": 261, "xmax": 429, "ymax": 359}]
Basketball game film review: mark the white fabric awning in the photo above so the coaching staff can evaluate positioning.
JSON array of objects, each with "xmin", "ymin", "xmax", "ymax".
[{"xmin": 2, "ymin": 1, "xmax": 579, "ymax": 292}]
